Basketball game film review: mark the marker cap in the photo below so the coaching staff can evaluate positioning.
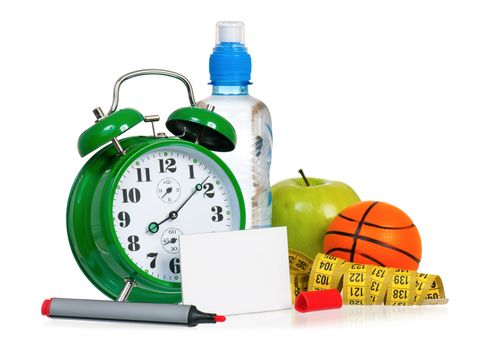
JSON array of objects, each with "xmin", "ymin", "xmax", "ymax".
[
  {"xmin": 294, "ymin": 289, "xmax": 342, "ymax": 313},
  {"xmin": 41, "ymin": 298, "xmax": 52, "ymax": 316}
]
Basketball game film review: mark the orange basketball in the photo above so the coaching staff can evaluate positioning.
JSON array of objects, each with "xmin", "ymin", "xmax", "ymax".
[{"xmin": 323, "ymin": 201, "xmax": 422, "ymax": 270}]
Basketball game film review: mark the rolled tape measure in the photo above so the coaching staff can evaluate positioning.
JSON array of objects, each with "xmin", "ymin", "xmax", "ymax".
[{"xmin": 289, "ymin": 249, "xmax": 447, "ymax": 306}]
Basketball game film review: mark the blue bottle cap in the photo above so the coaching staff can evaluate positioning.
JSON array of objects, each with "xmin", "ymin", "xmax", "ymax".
[{"xmin": 209, "ymin": 21, "xmax": 251, "ymax": 85}]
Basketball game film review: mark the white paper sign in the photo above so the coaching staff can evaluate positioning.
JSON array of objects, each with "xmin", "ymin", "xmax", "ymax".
[{"xmin": 179, "ymin": 227, "xmax": 292, "ymax": 315}]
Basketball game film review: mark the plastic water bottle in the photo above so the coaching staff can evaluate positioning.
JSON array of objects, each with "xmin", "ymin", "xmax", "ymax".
[{"xmin": 199, "ymin": 21, "xmax": 272, "ymax": 229}]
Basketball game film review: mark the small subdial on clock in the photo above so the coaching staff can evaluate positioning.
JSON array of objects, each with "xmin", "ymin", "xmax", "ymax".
[
  {"xmin": 161, "ymin": 227, "xmax": 182, "ymax": 254},
  {"xmin": 157, "ymin": 177, "xmax": 181, "ymax": 204}
]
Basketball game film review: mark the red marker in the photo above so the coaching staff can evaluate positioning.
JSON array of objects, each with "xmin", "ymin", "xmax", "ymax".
[{"xmin": 42, "ymin": 298, "xmax": 226, "ymax": 327}]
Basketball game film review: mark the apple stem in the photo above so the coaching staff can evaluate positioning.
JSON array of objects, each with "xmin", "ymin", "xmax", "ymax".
[{"xmin": 298, "ymin": 169, "xmax": 310, "ymax": 187}]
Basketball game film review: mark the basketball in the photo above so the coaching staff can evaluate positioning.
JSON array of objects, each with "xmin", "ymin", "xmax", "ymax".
[{"xmin": 323, "ymin": 201, "xmax": 422, "ymax": 270}]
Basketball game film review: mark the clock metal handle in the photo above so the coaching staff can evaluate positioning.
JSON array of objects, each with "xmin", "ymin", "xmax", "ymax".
[{"xmin": 108, "ymin": 69, "xmax": 198, "ymax": 115}]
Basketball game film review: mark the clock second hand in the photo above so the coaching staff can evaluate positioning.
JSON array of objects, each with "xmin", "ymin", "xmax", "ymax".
[
  {"xmin": 163, "ymin": 237, "xmax": 177, "ymax": 245},
  {"xmin": 147, "ymin": 175, "xmax": 210, "ymax": 234}
]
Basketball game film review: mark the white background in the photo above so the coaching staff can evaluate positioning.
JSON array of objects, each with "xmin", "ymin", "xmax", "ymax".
[{"xmin": 1, "ymin": 0, "xmax": 481, "ymax": 348}]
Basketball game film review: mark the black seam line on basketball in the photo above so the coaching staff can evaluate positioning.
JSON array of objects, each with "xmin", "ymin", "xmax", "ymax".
[
  {"xmin": 338, "ymin": 214, "xmax": 358, "ymax": 222},
  {"xmin": 350, "ymin": 201, "xmax": 380, "ymax": 262},
  {"xmin": 325, "ymin": 248, "xmax": 386, "ymax": 267},
  {"xmin": 337, "ymin": 214, "xmax": 415, "ymax": 230},
  {"xmin": 326, "ymin": 231, "xmax": 354, "ymax": 238},
  {"xmin": 326, "ymin": 231, "xmax": 421, "ymax": 264},
  {"xmin": 363, "ymin": 222, "xmax": 415, "ymax": 230}
]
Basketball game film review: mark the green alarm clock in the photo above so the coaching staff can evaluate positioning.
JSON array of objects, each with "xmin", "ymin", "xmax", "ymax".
[{"xmin": 67, "ymin": 69, "xmax": 246, "ymax": 304}]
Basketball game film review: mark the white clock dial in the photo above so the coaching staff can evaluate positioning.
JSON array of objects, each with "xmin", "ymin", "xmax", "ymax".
[{"xmin": 112, "ymin": 145, "xmax": 241, "ymax": 283}]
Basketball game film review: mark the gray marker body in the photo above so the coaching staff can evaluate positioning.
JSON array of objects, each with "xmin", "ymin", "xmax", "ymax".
[{"xmin": 49, "ymin": 298, "xmax": 192, "ymax": 325}]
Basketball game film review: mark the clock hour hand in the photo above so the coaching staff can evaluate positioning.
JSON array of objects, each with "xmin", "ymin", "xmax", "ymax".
[
  {"xmin": 147, "ymin": 211, "xmax": 177, "ymax": 234},
  {"xmin": 161, "ymin": 187, "xmax": 173, "ymax": 199},
  {"xmin": 147, "ymin": 176, "xmax": 210, "ymax": 234}
]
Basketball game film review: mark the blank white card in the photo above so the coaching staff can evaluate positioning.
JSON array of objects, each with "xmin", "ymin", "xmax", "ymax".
[{"xmin": 179, "ymin": 227, "xmax": 292, "ymax": 315}]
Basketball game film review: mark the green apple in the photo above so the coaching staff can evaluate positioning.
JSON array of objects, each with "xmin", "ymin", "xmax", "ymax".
[{"xmin": 272, "ymin": 170, "xmax": 360, "ymax": 259}]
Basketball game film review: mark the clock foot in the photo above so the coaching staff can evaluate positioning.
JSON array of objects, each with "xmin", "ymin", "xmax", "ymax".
[{"xmin": 116, "ymin": 279, "xmax": 136, "ymax": 302}]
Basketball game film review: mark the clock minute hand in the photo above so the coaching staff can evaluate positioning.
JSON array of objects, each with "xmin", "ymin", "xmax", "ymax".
[
  {"xmin": 174, "ymin": 175, "xmax": 210, "ymax": 214},
  {"xmin": 147, "ymin": 176, "xmax": 209, "ymax": 234}
]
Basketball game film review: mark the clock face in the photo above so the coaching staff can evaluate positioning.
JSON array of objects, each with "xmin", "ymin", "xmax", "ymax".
[{"xmin": 111, "ymin": 144, "xmax": 242, "ymax": 284}]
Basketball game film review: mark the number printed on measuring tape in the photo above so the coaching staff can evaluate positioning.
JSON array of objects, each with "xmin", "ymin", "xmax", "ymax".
[
  {"xmin": 343, "ymin": 264, "xmax": 372, "ymax": 305},
  {"xmin": 386, "ymin": 270, "xmax": 417, "ymax": 306},
  {"xmin": 290, "ymin": 272, "xmax": 309, "ymax": 303},
  {"xmin": 288, "ymin": 250, "xmax": 313, "ymax": 273},
  {"xmin": 370, "ymin": 267, "xmax": 393, "ymax": 304},
  {"xmin": 308, "ymin": 253, "xmax": 347, "ymax": 291}
]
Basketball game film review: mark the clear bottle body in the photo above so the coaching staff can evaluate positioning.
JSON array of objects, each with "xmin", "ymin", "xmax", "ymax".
[{"xmin": 199, "ymin": 85, "xmax": 272, "ymax": 228}]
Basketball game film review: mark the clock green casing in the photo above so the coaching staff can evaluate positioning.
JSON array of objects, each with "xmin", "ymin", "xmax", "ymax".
[{"xmin": 66, "ymin": 136, "xmax": 246, "ymax": 303}]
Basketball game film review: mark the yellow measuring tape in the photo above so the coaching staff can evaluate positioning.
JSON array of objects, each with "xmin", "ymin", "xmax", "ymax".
[{"xmin": 289, "ymin": 249, "xmax": 447, "ymax": 306}]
